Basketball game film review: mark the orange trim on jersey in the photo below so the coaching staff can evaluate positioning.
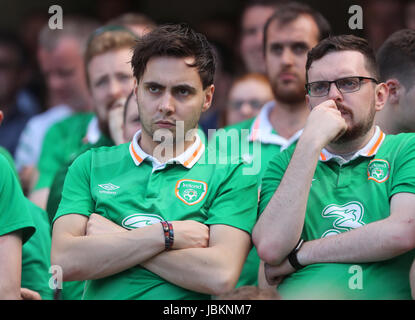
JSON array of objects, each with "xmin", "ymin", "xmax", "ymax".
[
  {"xmin": 320, "ymin": 152, "xmax": 327, "ymax": 161},
  {"xmin": 183, "ymin": 141, "xmax": 203, "ymax": 168},
  {"xmin": 130, "ymin": 143, "xmax": 143, "ymax": 164},
  {"xmin": 367, "ymin": 131, "xmax": 384, "ymax": 156}
]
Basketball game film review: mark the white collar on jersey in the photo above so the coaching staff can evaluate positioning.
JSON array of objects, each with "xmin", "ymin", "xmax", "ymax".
[
  {"xmin": 248, "ymin": 100, "xmax": 303, "ymax": 151},
  {"xmin": 319, "ymin": 126, "xmax": 385, "ymax": 165},
  {"xmin": 129, "ymin": 130, "xmax": 205, "ymax": 171}
]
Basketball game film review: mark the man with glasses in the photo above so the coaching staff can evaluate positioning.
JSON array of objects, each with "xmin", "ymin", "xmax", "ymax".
[
  {"xmin": 253, "ymin": 35, "xmax": 415, "ymax": 299},
  {"xmin": 212, "ymin": 1, "xmax": 331, "ymax": 289}
]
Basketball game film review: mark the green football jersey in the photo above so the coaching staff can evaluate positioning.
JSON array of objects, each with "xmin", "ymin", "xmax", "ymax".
[
  {"xmin": 0, "ymin": 146, "xmax": 18, "ymax": 179},
  {"xmin": 21, "ymin": 199, "xmax": 53, "ymax": 300},
  {"xmin": 0, "ymin": 154, "xmax": 35, "ymax": 243},
  {"xmin": 259, "ymin": 127, "xmax": 415, "ymax": 299},
  {"xmin": 54, "ymin": 131, "xmax": 258, "ymax": 300},
  {"xmin": 35, "ymin": 112, "xmax": 94, "ymax": 190},
  {"xmin": 211, "ymin": 101, "xmax": 301, "ymax": 287},
  {"xmin": 0, "ymin": 149, "xmax": 52, "ymax": 299}
]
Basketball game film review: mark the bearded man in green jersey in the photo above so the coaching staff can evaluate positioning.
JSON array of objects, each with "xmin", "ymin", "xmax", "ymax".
[
  {"xmin": 253, "ymin": 35, "xmax": 415, "ymax": 299},
  {"xmin": 51, "ymin": 24, "xmax": 258, "ymax": 300},
  {"xmin": 212, "ymin": 1, "xmax": 332, "ymax": 289}
]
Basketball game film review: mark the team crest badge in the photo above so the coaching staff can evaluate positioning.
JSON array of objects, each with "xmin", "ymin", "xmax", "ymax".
[
  {"xmin": 175, "ymin": 179, "xmax": 208, "ymax": 205},
  {"xmin": 367, "ymin": 159, "xmax": 390, "ymax": 183}
]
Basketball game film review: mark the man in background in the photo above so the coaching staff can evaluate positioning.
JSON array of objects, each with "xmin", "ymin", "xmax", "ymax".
[
  {"xmin": 29, "ymin": 26, "xmax": 137, "ymax": 212},
  {"xmin": 239, "ymin": 0, "xmax": 285, "ymax": 74},
  {"xmin": 15, "ymin": 17, "xmax": 99, "ymax": 194},
  {"xmin": 376, "ymin": 29, "xmax": 415, "ymax": 134}
]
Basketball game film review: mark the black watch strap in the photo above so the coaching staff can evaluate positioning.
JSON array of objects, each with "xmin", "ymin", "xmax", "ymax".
[{"xmin": 287, "ymin": 239, "xmax": 305, "ymax": 270}]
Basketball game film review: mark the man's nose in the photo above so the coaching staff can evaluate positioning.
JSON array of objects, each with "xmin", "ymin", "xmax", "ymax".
[
  {"xmin": 159, "ymin": 92, "xmax": 175, "ymax": 114},
  {"xmin": 281, "ymin": 48, "xmax": 294, "ymax": 65},
  {"xmin": 240, "ymin": 102, "xmax": 254, "ymax": 117},
  {"xmin": 327, "ymin": 82, "xmax": 343, "ymax": 102},
  {"xmin": 108, "ymin": 78, "xmax": 123, "ymax": 97}
]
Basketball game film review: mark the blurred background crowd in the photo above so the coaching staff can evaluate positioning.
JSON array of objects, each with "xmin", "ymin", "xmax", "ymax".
[{"xmin": 0, "ymin": 0, "xmax": 414, "ymax": 191}]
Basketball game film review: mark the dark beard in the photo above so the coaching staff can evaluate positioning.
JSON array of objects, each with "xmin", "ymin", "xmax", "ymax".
[
  {"xmin": 272, "ymin": 83, "xmax": 306, "ymax": 106},
  {"xmin": 333, "ymin": 104, "xmax": 376, "ymax": 144}
]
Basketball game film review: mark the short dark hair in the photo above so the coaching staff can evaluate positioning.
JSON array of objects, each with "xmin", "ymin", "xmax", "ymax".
[
  {"xmin": 305, "ymin": 35, "xmax": 379, "ymax": 82},
  {"xmin": 263, "ymin": 1, "xmax": 331, "ymax": 55},
  {"xmin": 377, "ymin": 29, "xmax": 415, "ymax": 89},
  {"xmin": 131, "ymin": 24, "xmax": 216, "ymax": 89}
]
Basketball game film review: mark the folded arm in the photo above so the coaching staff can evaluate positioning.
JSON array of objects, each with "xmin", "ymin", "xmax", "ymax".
[
  {"xmin": 51, "ymin": 214, "xmax": 166, "ymax": 281},
  {"xmin": 297, "ymin": 192, "xmax": 415, "ymax": 266},
  {"xmin": 263, "ymin": 193, "xmax": 415, "ymax": 284},
  {"xmin": 51, "ymin": 214, "xmax": 209, "ymax": 281},
  {"xmin": 141, "ymin": 224, "xmax": 251, "ymax": 296}
]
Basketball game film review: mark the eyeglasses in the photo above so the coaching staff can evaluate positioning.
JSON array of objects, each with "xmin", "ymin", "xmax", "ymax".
[
  {"xmin": 305, "ymin": 76, "xmax": 379, "ymax": 97},
  {"xmin": 229, "ymin": 99, "xmax": 264, "ymax": 110}
]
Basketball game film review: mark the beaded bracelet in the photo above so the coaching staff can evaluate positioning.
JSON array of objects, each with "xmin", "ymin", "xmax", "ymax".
[{"xmin": 160, "ymin": 221, "xmax": 174, "ymax": 250}]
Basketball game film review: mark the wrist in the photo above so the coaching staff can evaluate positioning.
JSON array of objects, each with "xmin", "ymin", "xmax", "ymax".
[
  {"xmin": 296, "ymin": 240, "xmax": 311, "ymax": 267},
  {"xmin": 297, "ymin": 134, "xmax": 325, "ymax": 157}
]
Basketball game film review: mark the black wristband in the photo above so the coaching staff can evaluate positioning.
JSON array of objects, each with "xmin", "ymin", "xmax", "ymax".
[{"xmin": 287, "ymin": 239, "xmax": 305, "ymax": 270}]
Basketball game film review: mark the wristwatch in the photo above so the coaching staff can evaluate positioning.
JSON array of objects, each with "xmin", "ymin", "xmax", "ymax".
[{"xmin": 287, "ymin": 239, "xmax": 305, "ymax": 270}]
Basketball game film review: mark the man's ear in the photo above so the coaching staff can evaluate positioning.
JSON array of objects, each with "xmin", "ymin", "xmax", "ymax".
[
  {"xmin": 374, "ymin": 82, "xmax": 389, "ymax": 112},
  {"xmin": 385, "ymin": 79, "xmax": 401, "ymax": 106},
  {"xmin": 202, "ymin": 84, "xmax": 215, "ymax": 113}
]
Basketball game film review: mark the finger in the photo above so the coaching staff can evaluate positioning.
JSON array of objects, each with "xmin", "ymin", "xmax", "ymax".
[
  {"xmin": 21, "ymin": 288, "xmax": 41, "ymax": 300},
  {"xmin": 321, "ymin": 99, "xmax": 338, "ymax": 110}
]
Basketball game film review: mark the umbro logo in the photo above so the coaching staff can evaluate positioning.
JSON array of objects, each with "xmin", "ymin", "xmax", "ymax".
[{"xmin": 98, "ymin": 183, "xmax": 120, "ymax": 194}]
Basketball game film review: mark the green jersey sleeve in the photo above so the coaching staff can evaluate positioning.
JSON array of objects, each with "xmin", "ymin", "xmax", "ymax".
[
  {"xmin": 0, "ymin": 155, "xmax": 35, "ymax": 243},
  {"xmin": 258, "ymin": 146, "xmax": 294, "ymax": 216},
  {"xmin": 390, "ymin": 134, "xmax": 415, "ymax": 197},
  {"xmin": 204, "ymin": 161, "xmax": 258, "ymax": 234}
]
